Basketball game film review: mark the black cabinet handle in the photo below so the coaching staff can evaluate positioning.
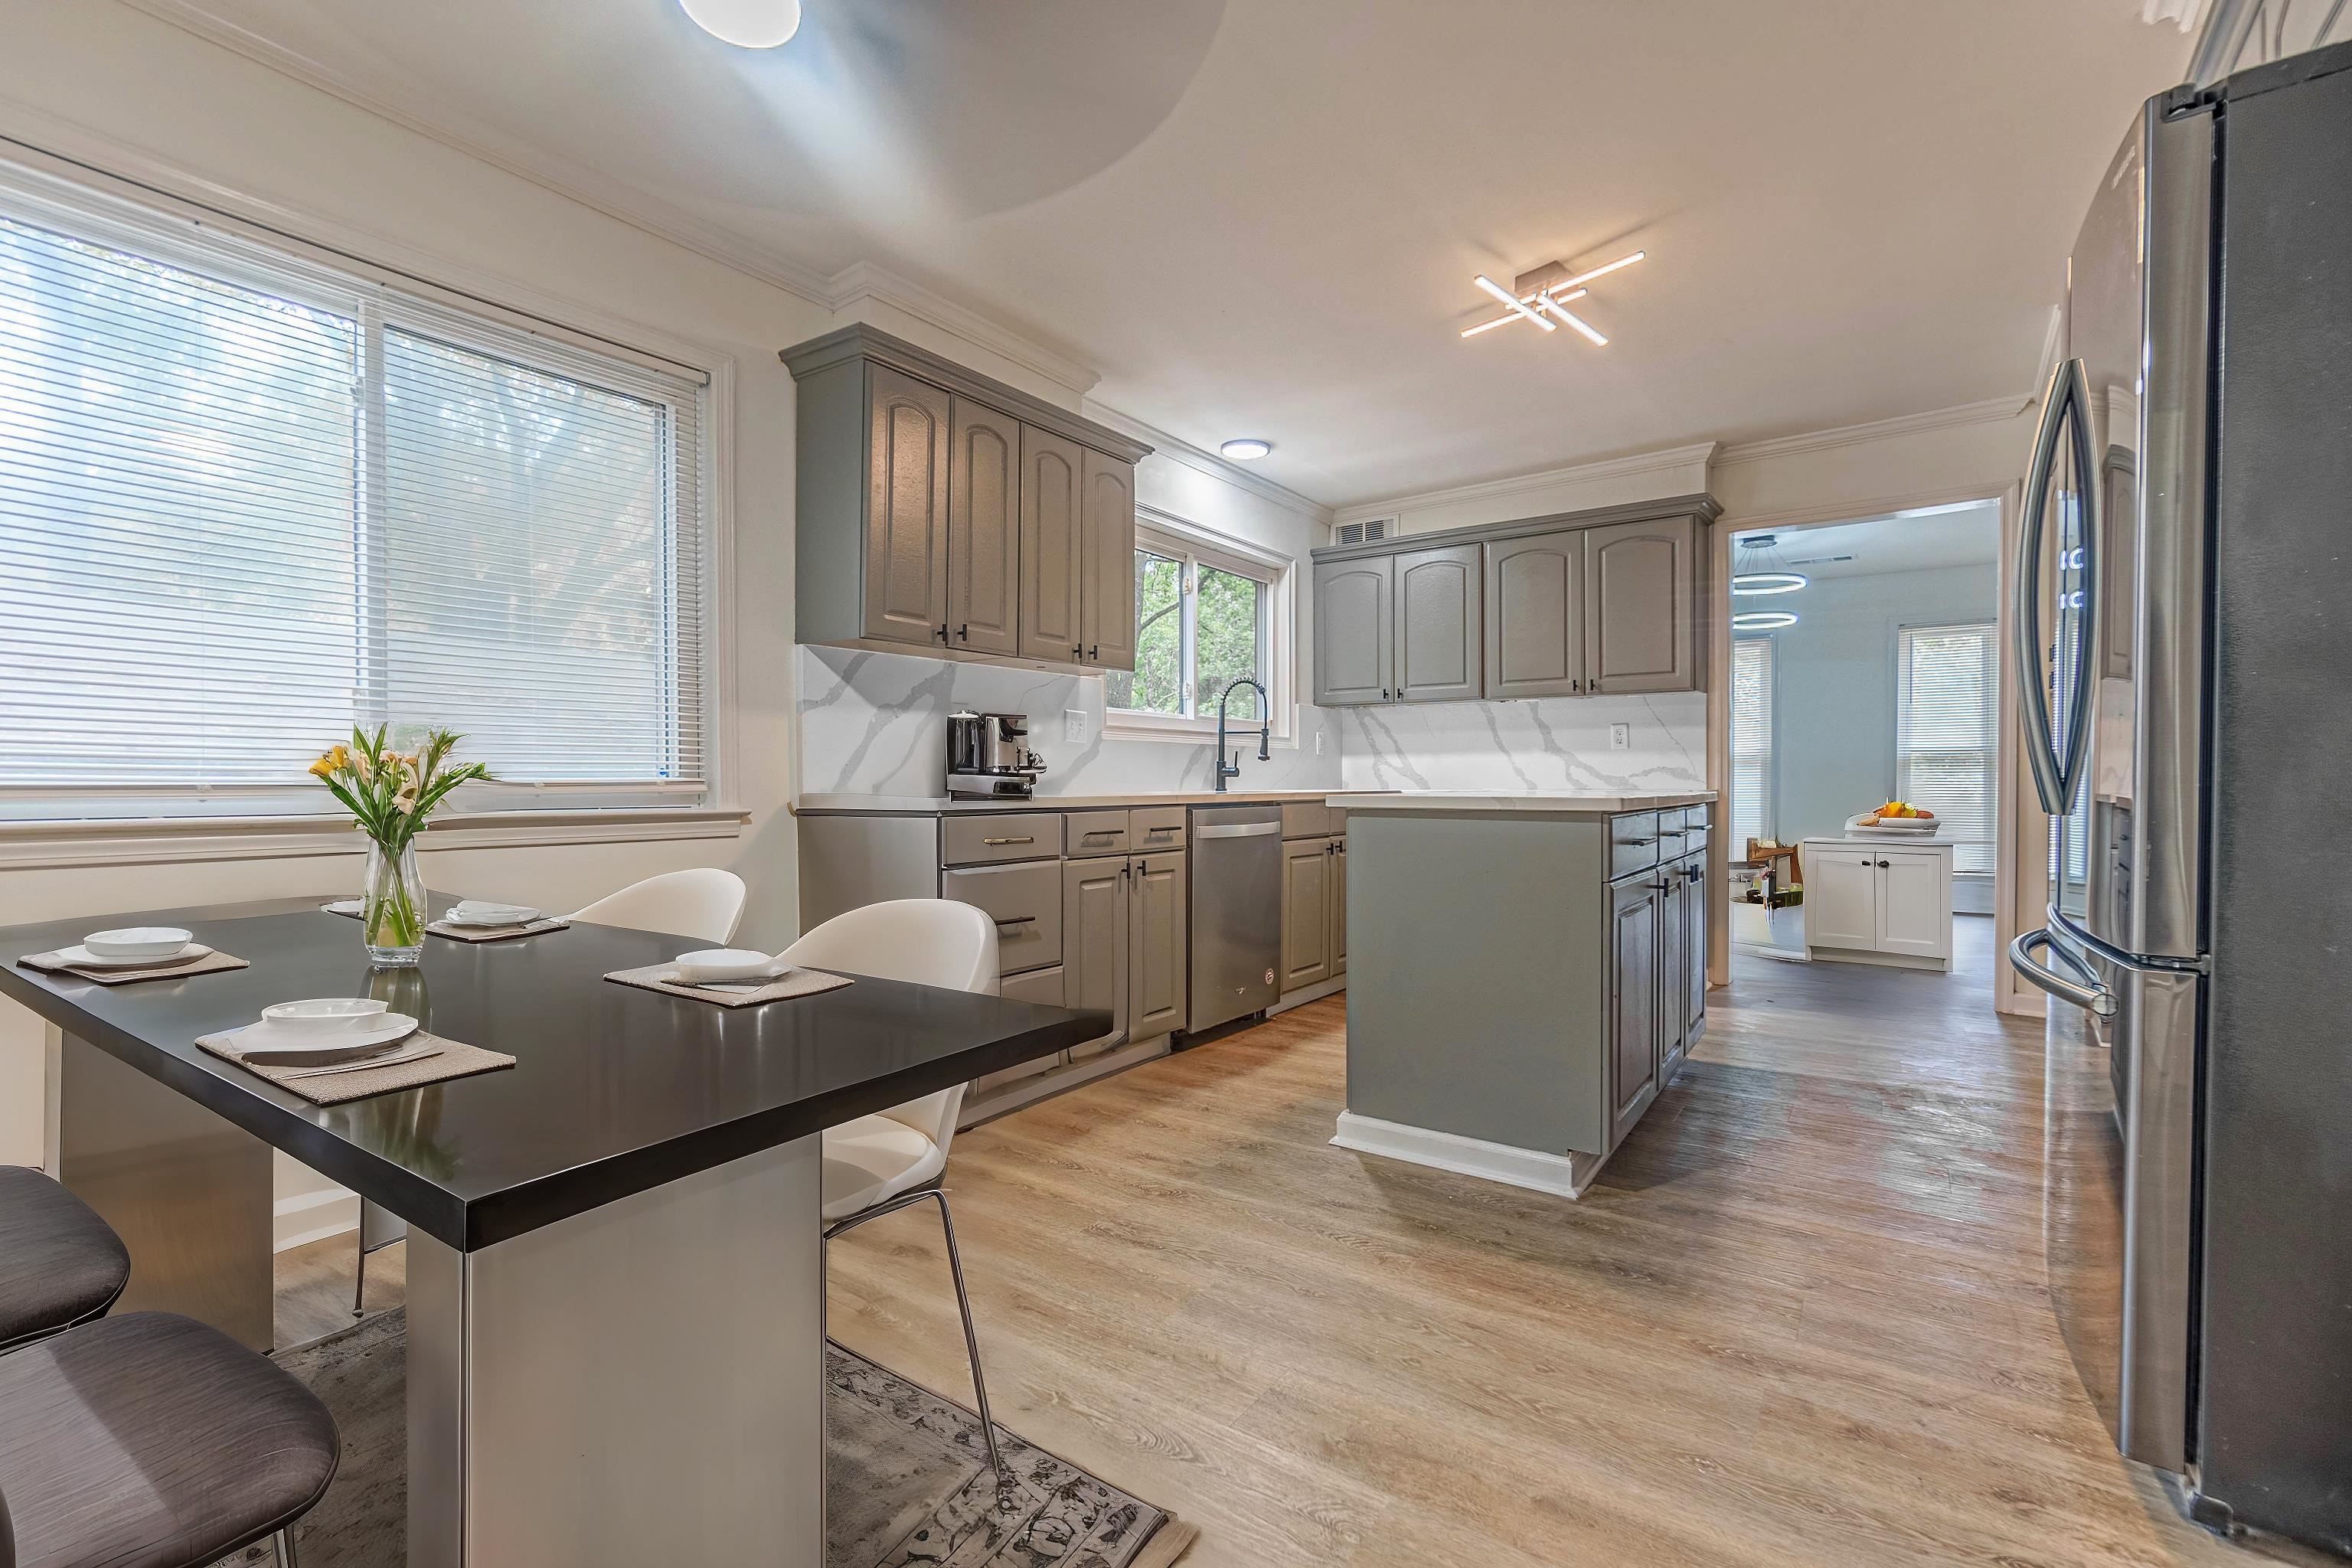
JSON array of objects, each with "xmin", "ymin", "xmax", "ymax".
[
  {"xmin": 957, "ymin": 624, "xmax": 969, "ymax": 641},
  {"xmin": 1572, "ymin": 679, "xmax": 1582, "ymax": 692},
  {"xmin": 938, "ymin": 622, "xmax": 949, "ymax": 642},
  {"xmin": 991, "ymin": 915, "xmax": 1037, "ymax": 929},
  {"xmin": 1087, "ymin": 644, "xmax": 1099, "ymax": 662},
  {"xmin": 1592, "ymin": 678, "xmax": 1602, "ymax": 691},
  {"xmin": 1877, "ymin": 860, "xmax": 1890, "ymax": 868}
]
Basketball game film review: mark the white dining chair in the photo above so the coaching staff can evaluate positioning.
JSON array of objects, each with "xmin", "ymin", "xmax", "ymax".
[
  {"xmin": 568, "ymin": 867, "xmax": 746, "ymax": 945},
  {"xmin": 782, "ymin": 899, "xmax": 1009, "ymax": 1476}
]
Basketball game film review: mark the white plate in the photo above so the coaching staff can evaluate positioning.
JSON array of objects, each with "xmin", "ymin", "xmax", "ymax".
[
  {"xmin": 669, "ymin": 948, "xmax": 789, "ymax": 985},
  {"xmin": 83, "ymin": 926, "xmax": 195, "ymax": 960},
  {"xmin": 54, "ymin": 941, "xmax": 212, "ymax": 969},
  {"xmin": 235, "ymin": 1013, "xmax": 419, "ymax": 1058},
  {"xmin": 443, "ymin": 902, "xmax": 542, "ymax": 928},
  {"xmin": 1846, "ymin": 815, "xmax": 1940, "ymax": 837}
]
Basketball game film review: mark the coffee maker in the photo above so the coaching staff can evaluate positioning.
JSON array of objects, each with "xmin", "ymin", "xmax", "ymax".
[{"xmin": 946, "ymin": 710, "xmax": 1047, "ymax": 799}]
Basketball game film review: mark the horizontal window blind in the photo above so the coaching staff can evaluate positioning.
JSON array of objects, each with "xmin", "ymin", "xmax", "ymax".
[
  {"xmin": 1730, "ymin": 635, "xmax": 1773, "ymax": 851},
  {"xmin": 1896, "ymin": 622, "xmax": 1998, "ymax": 874},
  {"xmin": 0, "ymin": 197, "xmax": 707, "ymax": 816}
]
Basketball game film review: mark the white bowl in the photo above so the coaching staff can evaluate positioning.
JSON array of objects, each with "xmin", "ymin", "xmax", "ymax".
[
  {"xmin": 261, "ymin": 998, "xmax": 391, "ymax": 1035},
  {"xmin": 83, "ymin": 926, "xmax": 194, "ymax": 960},
  {"xmin": 669, "ymin": 948, "xmax": 786, "ymax": 985},
  {"xmin": 444, "ymin": 901, "xmax": 541, "ymax": 928}
]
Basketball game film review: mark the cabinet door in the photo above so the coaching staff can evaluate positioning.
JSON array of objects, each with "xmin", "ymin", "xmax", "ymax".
[
  {"xmin": 1393, "ymin": 544, "xmax": 1482, "ymax": 702},
  {"xmin": 1079, "ymin": 451, "xmax": 1137, "ymax": 670},
  {"xmin": 1584, "ymin": 516, "xmax": 1697, "ymax": 694},
  {"xmin": 1656, "ymin": 868, "xmax": 1686, "ymax": 1076},
  {"xmin": 863, "ymin": 366, "xmax": 951, "ymax": 648},
  {"xmin": 1328, "ymin": 838, "xmax": 1348, "ymax": 979},
  {"xmin": 975, "ymin": 966, "xmax": 1066, "ymax": 1093},
  {"xmin": 1682, "ymin": 858, "xmax": 1707, "ymax": 1045},
  {"xmin": 1018, "ymin": 426, "xmax": 1086, "ymax": 662},
  {"xmin": 1128, "ymin": 851, "xmax": 1188, "ymax": 1039},
  {"xmin": 1313, "ymin": 557, "xmax": 1393, "ymax": 704},
  {"xmin": 1484, "ymin": 530, "xmax": 1586, "ymax": 698},
  {"xmin": 1806, "ymin": 849, "xmax": 1880, "ymax": 950},
  {"xmin": 947, "ymin": 397, "xmax": 1021, "ymax": 657},
  {"xmin": 1063, "ymin": 855, "xmax": 1129, "ymax": 1057},
  {"xmin": 1874, "ymin": 851, "xmax": 1950, "ymax": 959},
  {"xmin": 1608, "ymin": 875, "xmax": 1661, "ymax": 1147},
  {"xmin": 1281, "ymin": 837, "xmax": 1331, "ymax": 990}
]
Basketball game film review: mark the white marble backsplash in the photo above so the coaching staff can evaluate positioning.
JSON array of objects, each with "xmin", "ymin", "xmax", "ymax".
[
  {"xmin": 795, "ymin": 645, "xmax": 1344, "ymax": 799},
  {"xmin": 1337, "ymin": 692, "xmax": 1707, "ymax": 795}
]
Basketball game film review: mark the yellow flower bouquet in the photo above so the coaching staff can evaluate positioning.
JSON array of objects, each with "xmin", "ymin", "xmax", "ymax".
[{"xmin": 308, "ymin": 725, "xmax": 492, "ymax": 964}]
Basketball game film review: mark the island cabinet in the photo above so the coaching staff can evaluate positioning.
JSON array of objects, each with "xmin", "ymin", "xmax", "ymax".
[
  {"xmin": 1801, "ymin": 836, "xmax": 1954, "ymax": 971},
  {"xmin": 1312, "ymin": 495, "xmax": 1717, "ymax": 707},
  {"xmin": 783, "ymin": 324, "xmax": 1148, "ymax": 670},
  {"xmin": 1335, "ymin": 795, "xmax": 1716, "ymax": 1198}
]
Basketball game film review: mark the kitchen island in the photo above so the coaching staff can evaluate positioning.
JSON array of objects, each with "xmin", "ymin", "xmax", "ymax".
[{"xmin": 1331, "ymin": 791, "xmax": 1717, "ymax": 1197}]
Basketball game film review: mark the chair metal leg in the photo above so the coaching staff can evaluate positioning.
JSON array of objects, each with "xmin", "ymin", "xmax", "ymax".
[
  {"xmin": 276, "ymin": 1526, "xmax": 300, "ymax": 1566},
  {"xmin": 351, "ymin": 1236, "xmax": 366, "ymax": 1318},
  {"xmin": 924, "ymin": 1189, "xmax": 1005, "ymax": 1479}
]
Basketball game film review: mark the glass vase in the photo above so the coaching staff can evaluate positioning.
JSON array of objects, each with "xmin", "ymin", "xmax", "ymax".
[{"xmin": 361, "ymin": 839, "xmax": 426, "ymax": 968}]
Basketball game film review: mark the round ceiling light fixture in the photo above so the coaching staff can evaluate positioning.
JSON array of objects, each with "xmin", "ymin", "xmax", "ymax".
[
  {"xmin": 1731, "ymin": 532, "xmax": 1808, "ymax": 596},
  {"xmin": 677, "ymin": 0, "xmax": 802, "ymax": 48},
  {"xmin": 1219, "ymin": 439, "xmax": 1272, "ymax": 461},
  {"xmin": 1733, "ymin": 610, "xmax": 1798, "ymax": 631}
]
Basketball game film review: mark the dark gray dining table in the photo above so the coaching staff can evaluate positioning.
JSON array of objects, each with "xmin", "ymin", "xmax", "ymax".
[{"xmin": 0, "ymin": 893, "xmax": 1102, "ymax": 1568}]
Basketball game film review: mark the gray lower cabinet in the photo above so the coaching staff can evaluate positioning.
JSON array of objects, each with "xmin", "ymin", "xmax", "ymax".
[
  {"xmin": 1128, "ymin": 851, "xmax": 1188, "ymax": 1039},
  {"xmin": 1393, "ymin": 544, "xmax": 1483, "ymax": 702},
  {"xmin": 1485, "ymin": 528, "xmax": 1587, "ymax": 697},
  {"xmin": 1656, "ymin": 859, "xmax": 1687, "ymax": 1076},
  {"xmin": 1328, "ymin": 836, "xmax": 1348, "ymax": 978},
  {"xmin": 1018, "ymin": 425, "xmax": 1085, "ymax": 662},
  {"xmin": 941, "ymin": 860, "xmax": 1063, "ymax": 977},
  {"xmin": 1586, "ymin": 516, "xmax": 1700, "ymax": 694},
  {"xmin": 1063, "ymin": 855, "xmax": 1130, "ymax": 1059},
  {"xmin": 947, "ymin": 396, "xmax": 1021, "ymax": 657},
  {"xmin": 1313, "ymin": 556, "xmax": 1393, "ymax": 704},
  {"xmin": 1280, "ymin": 836, "xmax": 1332, "ymax": 989},
  {"xmin": 1608, "ymin": 872, "xmax": 1662, "ymax": 1148},
  {"xmin": 1682, "ymin": 853, "xmax": 1707, "ymax": 1047},
  {"xmin": 975, "ymin": 965, "xmax": 1067, "ymax": 1093}
]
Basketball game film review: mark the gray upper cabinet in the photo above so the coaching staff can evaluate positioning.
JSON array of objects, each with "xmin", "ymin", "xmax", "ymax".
[
  {"xmin": 1586, "ymin": 516, "xmax": 1699, "ymax": 694},
  {"xmin": 783, "ymin": 325, "xmax": 1149, "ymax": 667},
  {"xmin": 948, "ymin": 397, "xmax": 1020, "ymax": 657},
  {"xmin": 1080, "ymin": 451, "xmax": 1137, "ymax": 671},
  {"xmin": 1393, "ymin": 544, "xmax": 1482, "ymax": 702},
  {"xmin": 1129, "ymin": 850, "xmax": 1187, "ymax": 1039},
  {"xmin": 1313, "ymin": 556, "xmax": 1393, "ymax": 705},
  {"xmin": 1484, "ymin": 530, "xmax": 1586, "ymax": 698},
  {"xmin": 1018, "ymin": 426, "xmax": 1085, "ymax": 662},
  {"xmin": 1063, "ymin": 855, "xmax": 1129, "ymax": 1057},
  {"xmin": 864, "ymin": 366, "xmax": 952, "ymax": 649}
]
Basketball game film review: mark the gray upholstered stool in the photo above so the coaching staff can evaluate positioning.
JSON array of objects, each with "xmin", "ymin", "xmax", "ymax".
[
  {"xmin": 0, "ymin": 1312, "xmax": 340, "ymax": 1568},
  {"xmin": 0, "ymin": 1168, "xmax": 129, "ymax": 1354}
]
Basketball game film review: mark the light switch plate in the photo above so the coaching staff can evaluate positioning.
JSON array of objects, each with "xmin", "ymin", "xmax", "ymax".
[
  {"xmin": 1315, "ymin": 730, "xmax": 1325, "ymax": 755},
  {"xmin": 1064, "ymin": 709, "xmax": 1088, "ymax": 744},
  {"xmin": 1609, "ymin": 723, "xmax": 1630, "ymax": 750}
]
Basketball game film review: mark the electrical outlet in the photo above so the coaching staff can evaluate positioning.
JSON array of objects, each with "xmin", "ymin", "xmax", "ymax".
[
  {"xmin": 1064, "ymin": 709, "xmax": 1088, "ymax": 744},
  {"xmin": 1609, "ymin": 723, "xmax": 1630, "ymax": 751},
  {"xmin": 1315, "ymin": 730, "xmax": 1326, "ymax": 755}
]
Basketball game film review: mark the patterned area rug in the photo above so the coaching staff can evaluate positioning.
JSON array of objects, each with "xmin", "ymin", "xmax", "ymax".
[{"xmin": 211, "ymin": 1309, "xmax": 1194, "ymax": 1568}]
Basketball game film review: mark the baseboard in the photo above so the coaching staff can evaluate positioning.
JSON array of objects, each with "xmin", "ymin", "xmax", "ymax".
[
  {"xmin": 1270, "ymin": 975, "xmax": 1346, "ymax": 1014},
  {"xmin": 959, "ymin": 1034, "xmax": 1171, "ymax": 1128},
  {"xmin": 274, "ymin": 1187, "xmax": 358, "ymax": 1252},
  {"xmin": 1330, "ymin": 1112, "xmax": 1608, "ymax": 1200},
  {"xmin": 1805, "ymin": 946, "xmax": 1950, "ymax": 972},
  {"xmin": 1734, "ymin": 941, "xmax": 1809, "ymax": 962}
]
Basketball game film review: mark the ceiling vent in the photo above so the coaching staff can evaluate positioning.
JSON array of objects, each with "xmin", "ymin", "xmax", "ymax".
[{"xmin": 1335, "ymin": 519, "xmax": 1391, "ymax": 546}]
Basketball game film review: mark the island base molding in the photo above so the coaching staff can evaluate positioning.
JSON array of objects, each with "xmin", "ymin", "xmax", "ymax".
[{"xmin": 1331, "ymin": 1112, "xmax": 1609, "ymax": 1200}]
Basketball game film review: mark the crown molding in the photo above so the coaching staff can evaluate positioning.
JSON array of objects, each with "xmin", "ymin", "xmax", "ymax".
[
  {"xmin": 1713, "ymin": 395, "xmax": 2033, "ymax": 468},
  {"xmin": 1080, "ymin": 405, "xmax": 1333, "ymax": 524},
  {"xmin": 1331, "ymin": 441, "xmax": 1718, "ymax": 528},
  {"xmin": 823, "ymin": 261, "xmax": 1098, "ymax": 400}
]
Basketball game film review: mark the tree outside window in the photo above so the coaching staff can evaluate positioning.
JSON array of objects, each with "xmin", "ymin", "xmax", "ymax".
[{"xmin": 1103, "ymin": 528, "xmax": 1273, "ymax": 726}]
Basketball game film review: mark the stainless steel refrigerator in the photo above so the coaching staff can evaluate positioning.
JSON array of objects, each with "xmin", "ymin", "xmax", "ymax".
[{"xmin": 2009, "ymin": 39, "xmax": 2352, "ymax": 1555}]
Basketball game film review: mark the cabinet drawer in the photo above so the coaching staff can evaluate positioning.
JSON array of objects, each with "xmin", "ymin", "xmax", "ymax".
[
  {"xmin": 1609, "ymin": 811, "xmax": 1661, "ymax": 878},
  {"xmin": 1065, "ymin": 811, "xmax": 1132, "ymax": 858},
  {"xmin": 1683, "ymin": 825, "xmax": 1709, "ymax": 857},
  {"xmin": 1655, "ymin": 815, "xmax": 1693, "ymax": 858},
  {"xmin": 975, "ymin": 968, "xmax": 1068, "ymax": 1093},
  {"xmin": 1282, "ymin": 801, "xmax": 1335, "ymax": 839},
  {"xmin": 942, "ymin": 861, "xmax": 1063, "ymax": 972},
  {"xmin": 1686, "ymin": 801, "xmax": 1714, "ymax": 828},
  {"xmin": 1131, "ymin": 805, "xmax": 1187, "ymax": 850},
  {"xmin": 942, "ymin": 813, "xmax": 1061, "ymax": 867}
]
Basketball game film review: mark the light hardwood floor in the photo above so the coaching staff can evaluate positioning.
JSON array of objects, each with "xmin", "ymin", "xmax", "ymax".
[{"xmin": 275, "ymin": 919, "xmax": 2311, "ymax": 1566}]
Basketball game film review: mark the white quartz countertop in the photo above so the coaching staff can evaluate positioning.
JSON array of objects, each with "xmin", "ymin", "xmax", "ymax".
[
  {"xmin": 795, "ymin": 789, "xmax": 1397, "ymax": 814},
  {"xmin": 1331, "ymin": 791, "xmax": 1717, "ymax": 815}
]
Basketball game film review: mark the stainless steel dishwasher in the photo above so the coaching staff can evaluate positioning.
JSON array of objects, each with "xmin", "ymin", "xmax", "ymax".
[{"xmin": 1188, "ymin": 803, "xmax": 1283, "ymax": 1032}]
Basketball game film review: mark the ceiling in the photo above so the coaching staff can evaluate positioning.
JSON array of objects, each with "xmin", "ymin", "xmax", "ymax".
[
  {"xmin": 1735, "ymin": 501, "xmax": 2001, "ymax": 582},
  {"xmin": 144, "ymin": 0, "xmax": 2194, "ymax": 507}
]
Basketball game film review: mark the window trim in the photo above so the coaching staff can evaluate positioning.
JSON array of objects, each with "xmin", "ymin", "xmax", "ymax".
[
  {"xmin": 1102, "ymin": 506, "xmax": 1298, "ymax": 746},
  {"xmin": 1730, "ymin": 633, "xmax": 1777, "ymax": 851},
  {"xmin": 0, "ymin": 145, "xmax": 737, "ymax": 853}
]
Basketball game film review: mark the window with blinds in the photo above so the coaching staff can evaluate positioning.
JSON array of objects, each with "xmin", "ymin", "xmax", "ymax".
[
  {"xmin": 1896, "ymin": 622, "xmax": 1998, "ymax": 874},
  {"xmin": 0, "ymin": 195, "xmax": 707, "ymax": 819},
  {"xmin": 1731, "ymin": 635, "xmax": 1774, "ymax": 851}
]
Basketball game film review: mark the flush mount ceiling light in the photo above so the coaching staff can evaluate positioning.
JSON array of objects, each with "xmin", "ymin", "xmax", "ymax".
[
  {"xmin": 1733, "ymin": 610, "xmax": 1799, "ymax": 631},
  {"xmin": 1220, "ymin": 439, "xmax": 1272, "ymax": 461},
  {"xmin": 1461, "ymin": 250, "xmax": 1644, "ymax": 345},
  {"xmin": 1731, "ymin": 533, "xmax": 1808, "ymax": 596},
  {"xmin": 678, "ymin": 0, "xmax": 802, "ymax": 47}
]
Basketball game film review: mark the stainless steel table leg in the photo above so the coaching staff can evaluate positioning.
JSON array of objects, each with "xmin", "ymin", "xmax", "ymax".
[
  {"xmin": 407, "ymin": 1133, "xmax": 825, "ymax": 1567},
  {"xmin": 54, "ymin": 1028, "xmax": 273, "ymax": 1351}
]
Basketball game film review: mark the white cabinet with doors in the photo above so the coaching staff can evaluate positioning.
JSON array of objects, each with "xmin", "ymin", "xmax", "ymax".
[{"xmin": 1800, "ymin": 838, "xmax": 1955, "ymax": 971}]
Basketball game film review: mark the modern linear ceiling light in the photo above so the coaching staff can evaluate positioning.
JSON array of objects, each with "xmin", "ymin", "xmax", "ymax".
[
  {"xmin": 1733, "ymin": 610, "xmax": 1799, "ymax": 631},
  {"xmin": 1731, "ymin": 533, "xmax": 1808, "ymax": 596},
  {"xmin": 1220, "ymin": 439, "xmax": 1272, "ymax": 460},
  {"xmin": 1461, "ymin": 250, "xmax": 1644, "ymax": 344},
  {"xmin": 678, "ymin": 0, "xmax": 802, "ymax": 47}
]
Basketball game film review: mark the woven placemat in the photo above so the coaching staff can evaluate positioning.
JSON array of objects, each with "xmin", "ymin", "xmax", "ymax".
[
  {"xmin": 605, "ymin": 964, "xmax": 854, "ymax": 1009},
  {"xmin": 322, "ymin": 901, "xmax": 570, "ymax": 943},
  {"xmin": 15, "ymin": 947, "xmax": 250, "ymax": 985},
  {"xmin": 198, "ymin": 1025, "xmax": 514, "ymax": 1106}
]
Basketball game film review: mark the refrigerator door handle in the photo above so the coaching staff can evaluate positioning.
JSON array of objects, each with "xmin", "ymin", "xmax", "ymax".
[
  {"xmin": 2013, "ymin": 355, "xmax": 2102, "ymax": 815},
  {"xmin": 2009, "ymin": 926, "xmax": 2118, "ymax": 1017}
]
